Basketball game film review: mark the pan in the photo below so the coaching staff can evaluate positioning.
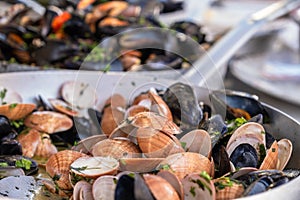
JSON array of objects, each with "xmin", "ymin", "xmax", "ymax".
[{"xmin": 0, "ymin": 70, "xmax": 299, "ymax": 199}]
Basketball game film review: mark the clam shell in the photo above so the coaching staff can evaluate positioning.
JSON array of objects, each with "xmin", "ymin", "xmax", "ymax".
[
  {"xmin": 35, "ymin": 133, "xmax": 58, "ymax": 158},
  {"xmin": 158, "ymin": 152, "xmax": 213, "ymax": 180},
  {"xmin": 24, "ymin": 111, "xmax": 73, "ymax": 134},
  {"xmin": 179, "ymin": 129, "xmax": 212, "ymax": 157},
  {"xmin": 119, "ymin": 157, "xmax": 164, "ymax": 173},
  {"xmin": 0, "ymin": 103, "xmax": 35, "ymax": 120},
  {"xmin": 148, "ymin": 90, "xmax": 173, "ymax": 121},
  {"xmin": 61, "ymin": 81, "xmax": 97, "ymax": 109},
  {"xmin": 157, "ymin": 170, "xmax": 184, "ymax": 200},
  {"xmin": 125, "ymin": 105, "xmax": 150, "ymax": 118},
  {"xmin": 181, "ymin": 173, "xmax": 216, "ymax": 200},
  {"xmin": 70, "ymin": 156, "xmax": 119, "ymax": 179},
  {"xmin": 214, "ymin": 177, "xmax": 244, "ymax": 200},
  {"xmin": 92, "ymin": 175, "xmax": 118, "ymax": 200},
  {"xmin": 131, "ymin": 93, "xmax": 149, "ymax": 105},
  {"xmin": 276, "ymin": 138, "xmax": 293, "ymax": 170},
  {"xmin": 104, "ymin": 93, "xmax": 126, "ymax": 109},
  {"xmin": 45, "ymin": 150, "xmax": 88, "ymax": 190},
  {"xmin": 72, "ymin": 135, "xmax": 107, "ymax": 154},
  {"xmin": 260, "ymin": 140, "xmax": 278, "ymax": 170},
  {"xmin": 143, "ymin": 174, "xmax": 180, "ymax": 200},
  {"xmin": 73, "ymin": 181, "xmax": 93, "ymax": 200},
  {"xmin": 17, "ymin": 129, "xmax": 41, "ymax": 158},
  {"xmin": 101, "ymin": 106, "xmax": 125, "ymax": 137},
  {"xmin": 137, "ymin": 127, "xmax": 178, "ymax": 158},
  {"xmin": 49, "ymin": 98, "xmax": 79, "ymax": 117},
  {"xmin": 91, "ymin": 138, "xmax": 141, "ymax": 159}
]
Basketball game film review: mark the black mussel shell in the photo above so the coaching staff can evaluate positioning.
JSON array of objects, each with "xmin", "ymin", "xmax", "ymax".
[
  {"xmin": 212, "ymin": 145, "xmax": 231, "ymax": 178},
  {"xmin": 0, "ymin": 155, "xmax": 38, "ymax": 175},
  {"xmin": 115, "ymin": 174, "xmax": 135, "ymax": 200},
  {"xmin": 163, "ymin": 82, "xmax": 203, "ymax": 131},
  {"xmin": 230, "ymin": 143, "xmax": 258, "ymax": 168},
  {"xmin": 243, "ymin": 176, "xmax": 273, "ymax": 196},
  {"xmin": 134, "ymin": 173, "xmax": 154, "ymax": 200},
  {"xmin": 0, "ymin": 140, "xmax": 22, "ymax": 155},
  {"xmin": 0, "ymin": 115, "xmax": 14, "ymax": 138}
]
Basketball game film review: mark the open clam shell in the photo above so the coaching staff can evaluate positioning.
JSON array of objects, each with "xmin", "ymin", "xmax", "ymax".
[
  {"xmin": 157, "ymin": 170, "xmax": 184, "ymax": 200},
  {"xmin": 181, "ymin": 173, "xmax": 216, "ymax": 200},
  {"xmin": 91, "ymin": 138, "xmax": 141, "ymax": 159},
  {"xmin": 45, "ymin": 150, "xmax": 88, "ymax": 190},
  {"xmin": 260, "ymin": 140, "xmax": 278, "ymax": 170},
  {"xmin": 92, "ymin": 175, "xmax": 118, "ymax": 200},
  {"xmin": 148, "ymin": 90, "xmax": 173, "ymax": 121},
  {"xmin": 277, "ymin": 138, "xmax": 293, "ymax": 170},
  {"xmin": 119, "ymin": 157, "xmax": 164, "ymax": 173},
  {"xmin": 143, "ymin": 174, "xmax": 180, "ymax": 200},
  {"xmin": 73, "ymin": 180, "xmax": 93, "ymax": 200},
  {"xmin": 179, "ymin": 129, "xmax": 212, "ymax": 157},
  {"xmin": 70, "ymin": 156, "xmax": 119, "ymax": 179},
  {"xmin": 24, "ymin": 111, "xmax": 73, "ymax": 134},
  {"xmin": 48, "ymin": 98, "xmax": 79, "ymax": 117},
  {"xmin": 0, "ymin": 103, "xmax": 36, "ymax": 120},
  {"xmin": 214, "ymin": 177, "xmax": 244, "ymax": 200},
  {"xmin": 72, "ymin": 134, "xmax": 107, "ymax": 154},
  {"xmin": 158, "ymin": 152, "xmax": 213, "ymax": 180},
  {"xmin": 101, "ymin": 106, "xmax": 125, "ymax": 137}
]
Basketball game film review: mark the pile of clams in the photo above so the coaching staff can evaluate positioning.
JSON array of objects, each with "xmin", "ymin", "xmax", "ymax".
[{"xmin": 0, "ymin": 81, "xmax": 298, "ymax": 200}]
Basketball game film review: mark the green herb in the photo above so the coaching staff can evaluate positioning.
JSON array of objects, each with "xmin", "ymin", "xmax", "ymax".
[
  {"xmin": 192, "ymin": 178, "xmax": 212, "ymax": 195},
  {"xmin": 11, "ymin": 120, "xmax": 24, "ymax": 129},
  {"xmin": 214, "ymin": 177, "xmax": 234, "ymax": 190},
  {"xmin": 9, "ymin": 103, "xmax": 18, "ymax": 109},
  {"xmin": 189, "ymin": 186, "xmax": 196, "ymax": 197},
  {"xmin": 52, "ymin": 174, "xmax": 61, "ymax": 181},
  {"xmin": 102, "ymin": 64, "xmax": 111, "ymax": 73},
  {"xmin": 0, "ymin": 162, "xmax": 8, "ymax": 167},
  {"xmin": 227, "ymin": 117, "xmax": 247, "ymax": 133},
  {"xmin": 71, "ymin": 166, "xmax": 88, "ymax": 172},
  {"xmin": 15, "ymin": 158, "xmax": 32, "ymax": 170},
  {"xmin": 128, "ymin": 173, "xmax": 135, "ymax": 178},
  {"xmin": 181, "ymin": 142, "xmax": 187, "ymax": 149},
  {"xmin": 113, "ymin": 177, "xmax": 118, "ymax": 184},
  {"xmin": 161, "ymin": 164, "xmax": 171, "ymax": 170},
  {"xmin": 73, "ymin": 141, "xmax": 79, "ymax": 146},
  {"xmin": 200, "ymin": 171, "xmax": 211, "ymax": 182},
  {"xmin": 0, "ymin": 88, "xmax": 7, "ymax": 105},
  {"xmin": 120, "ymin": 159, "xmax": 126, "ymax": 165}
]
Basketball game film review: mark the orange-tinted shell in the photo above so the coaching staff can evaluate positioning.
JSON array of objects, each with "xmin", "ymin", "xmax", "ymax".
[
  {"xmin": 104, "ymin": 93, "xmax": 126, "ymax": 109},
  {"xmin": 119, "ymin": 157, "xmax": 163, "ymax": 173},
  {"xmin": 143, "ymin": 174, "xmax": 180, "ymax": 200},
  {"xmin": 101, "ymin": 107, "xmax": 125, "ymax": 137},
  {"xmin": 125, "ymin": 105, "xmax": 149, "ymax": 118},
  {"xmin": 17, "ymin": 129, "xmax": 41, "ymax": 158},
  {"xmin": 73, "ymin": 181, "xmax": 93, "ymax": 200},
  {"xmin": 46, "ymin": 150, "xmax": 88, "ymax": 190},
  {"xmin": 35, "ymin": 133, "xmax": 58, "ymax": 158},
  {"xmin": 159, "ymin": 152, "xmax": 213, "ymax": 180},
  {"xmin": 91, "ymin": 138, "xmax": 141, "ymax": 159},
  {"xmin": 157, "ymin": 170, "xmax": 184, "ymax": 200},
  {"xmin": 49, "ymin": 99, "xmax": 79, "ymax": 117},
  {"xmin": 260, "ymin": 141, "xmax": 278, "ymax": 170},
  {"xmin": 0, "ymin": 103, "xmax": 36, "ymax": 120},
  {"xmin": 214, "ymin": 177, "xmax": 244, "ymax": 200},
  {"xmin": 148, "ymin": 90, "xmax": 173, "ymax": 121},
  {"xmin": 24, "ymin": 111, "xmax": 73, "ymax": 134}
]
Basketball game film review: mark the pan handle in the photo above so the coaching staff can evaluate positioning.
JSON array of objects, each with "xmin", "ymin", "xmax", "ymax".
[{"xmin": 182, "ymin": 0, "xmax": 300, "ymax": 88}]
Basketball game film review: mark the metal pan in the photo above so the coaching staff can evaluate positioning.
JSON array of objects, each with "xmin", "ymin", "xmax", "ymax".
[{"xmin": 0, "ymin": 70, "xmax": 299, "ymax": 199}]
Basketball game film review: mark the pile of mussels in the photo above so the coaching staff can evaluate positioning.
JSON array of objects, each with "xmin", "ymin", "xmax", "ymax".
[
  {"xmin": 0, "ymin": 81, "xmax": 298, "ymax": 199},
  {"xmin": 0, "ymin": 0, "xmax": 214, "ymax": 71}
]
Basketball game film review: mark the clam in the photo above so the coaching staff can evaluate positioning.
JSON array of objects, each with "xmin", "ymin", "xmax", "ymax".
[
  {"xmin": 158, "ymin": 152, "xmax": 213, "ymax": 180},
  {"xmin": 24, "ymin": 111, "xmax": 73, "ymax": 134},
  {"xmin": 143, "ymin": 174, "xmax": 180, "ymax": 200},
  {"xmin": 17, "ymin": 129, "xmax": 41, "ymax": 158},
  {"xmin": 72, "ymin": 134, "xmax": 107, "ymax": 154},
  {"xmin": 0, "ymin": 87, "xmax": 22, "ymax": 104},
  {"xmin": 73, "ymin": 180, "xmax": 93, "ymax": 200},
  {"xmin": 61, "ymin": 81, "xmax": 97, "ymax": 109},
  {"xmin": 181, "ymin": 173, "xmax": 216, "ymax": 200},
  {"xmin": 91, "ymin": 138, "xmax": 142, "ymax": 159},
  {"xmin": 119, "ymin": 157, "xmax": 164, "ymax": 173},
  {"xmin": 101, "ymin": 106, "xmax": 125, "ymax": 137},
  {"xmin": 179, "ymin": 129, "xmax": 211, "ymax": 157},
  {"xmin": 260, "ymin": 141, "xmax": 278, "ymax": 170},
  {"xmin": 0, "ymin": 103, "xmax": 36, "ymax": 120},
  {"xmin": 131, "ymin": 93, "xmax": 149, "ymax": 105},
  {"xmin": 45, "ymin": 150, "xmax": 88, "ymax": 191},
  {"xmin": 148, "ymin": 89, "xmax": 173, "ymax": 121},
  {"xmin": 48, "ymin": 98, "xmax": 79, "ymax": 117},
  {"xmin": 125, "ymin": 104, "xmax": 150, "ymax": 118},
  {"xmin": 214, "ymin": 177, "xmax": 244, "ymax": 200},
  {"xmin": 92, "ymin": 175, "xmax": 118, "ymax": 200},
  {"xmin": 137, "ymin": 127, "xmax": 183, "ymax": 158},
  {"xmin": 103, "ymin": 93, "xmax": 126, "ymax": 109},
  {"xmin": 70, "ymin": 156, "xmax": 119, "ymax": 179},
  {"xmin": 277, "ymin": 138, "xmax": 293, "ymax": 170},
  {"xmin": 35, "ymin": 133, "xmax": 58, "ymax": 158},
  {"xmin": 157, "ymin": 170, "xmax": 184, "ymax": 200}
]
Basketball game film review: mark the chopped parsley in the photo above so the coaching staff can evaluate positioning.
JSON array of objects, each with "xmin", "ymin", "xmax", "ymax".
[
  {"xmin": 0, "ymin": 88, "xmax": 7, "ymax": 105},
  {"xmin": 15, "ymin": 158, "xmax": 32, "ymax": 170},
  {"xmin": 214, "ymin": 177, "xmax": 234, "ymax": 190},
  {"xmin": 9, "ymin": 103, "xmax": 18, "ymax": 109},
  {"xmin": 0, "ymin": 162, "xmax": 8, "ymax": 167},
  {"xmin": 189, "ymin": 186, "xmax": 196, "ymax": 197}
]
